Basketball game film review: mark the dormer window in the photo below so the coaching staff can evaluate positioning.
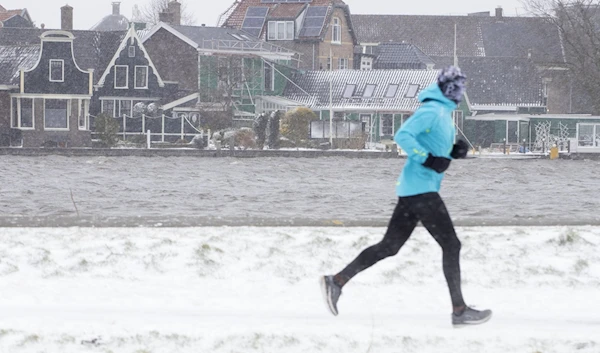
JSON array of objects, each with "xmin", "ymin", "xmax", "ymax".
[
  {"xmin": 49, "ymin": 60, "xmax": 64, "ymax": 82},
  {"xmin": 115, "ymin": 65, "xmax": 128, "ymax": 89},
  {"xmin": 267, "ymin": 21, "xmax": 294, "ymax": 40},
  {"xmin": 405, "ymin": 84, "xmax": 420, "ymax": 98},
  {"xmin": 128, "ymin": 46, "xmax": 136, "ymax": 57},
  {"xmin": 385, "ymin": 84, "xmax": 399, "ymax": 98},
  {"xmin": 332, "ymin": 17, "xmax": 341, "ymax": 44},
  {"xmin": 135, "ymin": 66, "xmax": 148, "ymax": 89}
]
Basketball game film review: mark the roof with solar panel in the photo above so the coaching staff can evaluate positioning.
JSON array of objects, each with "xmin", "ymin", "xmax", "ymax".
[{"xmin": 221, "ymin": 0, "xmax": 348, "ymax": 41}]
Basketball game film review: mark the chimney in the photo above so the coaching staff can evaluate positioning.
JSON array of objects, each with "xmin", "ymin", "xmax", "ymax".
[
  {"xmin": 168, "ymin": 0, "xmax": 181, "ymax": 26},
  {"xmin": 112, "ymin": 1, "xmax": 121, "ymax": 16},
  {"xmin": 61, "ymin": 4, "xmax": 73, "ymax": 31},
  {"xmin": 495, "ymin": 6, "xmax": 503, "ymax": 19},
  {"xmin": 158, "ymin": 11, "xmax": 171, "ymax": 24}
]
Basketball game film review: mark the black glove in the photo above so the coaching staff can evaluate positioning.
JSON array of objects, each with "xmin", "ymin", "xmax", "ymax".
[
  {"xmin": 450, "ymin": 140, "xmax": 469, "ymax": 159},
  {"xmin": 422, "ymin": 153, "xmax": 451, "ymax": 173}
]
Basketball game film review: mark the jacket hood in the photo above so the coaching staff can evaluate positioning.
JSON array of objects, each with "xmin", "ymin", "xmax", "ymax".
[{"xmin": 418, "ymin": 83, "xmax": 458, "ymax": 109}]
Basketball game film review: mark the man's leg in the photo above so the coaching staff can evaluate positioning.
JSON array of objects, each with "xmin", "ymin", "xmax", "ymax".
[
  {"xmin": 334, "ymin": 197, "xmax": 419, "ymax": 286},
  {"xmin": 408, "ymin": 193, "xmax": 465, "ymax": 312},
  {"xmin": 321, "ymin": 198, "xmax": 418, "ymax": 315},
  {"xmin": 410, "ymin": 193, "xmax": 492, "ymax": 326}
]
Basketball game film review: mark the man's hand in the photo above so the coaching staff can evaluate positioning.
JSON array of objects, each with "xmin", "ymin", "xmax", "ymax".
[
  {"xmin": 450, "ymin": 140, "xmax": 469, "ymax": 159},
  {"xmin": 423, "ymin": 154, "xmax": 451, "ymax": 173}
]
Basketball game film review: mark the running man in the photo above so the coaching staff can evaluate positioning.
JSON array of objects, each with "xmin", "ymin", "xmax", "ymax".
[{"xmin": 320, "ymin": 66, "xmax": 492, "ymax": 327}]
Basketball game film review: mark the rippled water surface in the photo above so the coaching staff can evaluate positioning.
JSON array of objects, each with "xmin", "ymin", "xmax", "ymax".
[{"xmin": 1, "ymin": 155, "xmax": 599, "ymax": 226}]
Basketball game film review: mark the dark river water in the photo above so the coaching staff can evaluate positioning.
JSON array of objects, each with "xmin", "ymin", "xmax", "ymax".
[{"xmin": 1, "ymin": 155, "xmax": 598, "ymax": 227}]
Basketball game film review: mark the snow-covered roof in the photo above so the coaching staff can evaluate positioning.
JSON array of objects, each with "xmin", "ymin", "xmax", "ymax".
[{"xmin": 283, "ymin": 69, "xmax": 439, "ymax": 111}]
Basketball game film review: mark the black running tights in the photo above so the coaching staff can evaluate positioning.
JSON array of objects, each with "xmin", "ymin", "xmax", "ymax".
[{"xmin": 336, "ymin": 192, "xmax": 466, "ymax": 308}]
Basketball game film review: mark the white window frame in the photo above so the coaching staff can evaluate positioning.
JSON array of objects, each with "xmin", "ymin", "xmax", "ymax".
[
  {"xmin": 332, "ymin": 17, "xmax": 341, "ymax": 44},
  {"xmin": 380, "ymin": 113, "xmax": 394, "ymax": 136},
  {"xmin": 49, "ymin": 59, "xmax": 64, "ymax": 83},
  {"xmin": 78, "ymin": 99, "xmax": 90, "ymax": 130},
  {"xmin": 134, "ymin": 66, "xmax": 149, "ymax": 89},
  {"xmin": 114, "ymin": 65, "xmax": 129, "ymax": 89},
  {"xmin": 128, "ymin": 46, "xmax": 136, "ymax": 57},
  {"xmin": 43, "ymin": 98, "xmax": 70, "ymax": 131},
  {"xmin": 11, "ymin": 97, "xmax": 36, "ymax": 130},
  {"xmin": 118, "ymin": 99, "xmax": 133, "ymax": 118},
  {"xmin": 267, "ymin": 21, "xmax": 294, "ymax": 40},
  {"xmin": 338, "ymin": 58, "xmax": 348, "ymax": 70},
  {"xmin": 101, "ymin": 99, "xmax": 116, "ymax": 117}
]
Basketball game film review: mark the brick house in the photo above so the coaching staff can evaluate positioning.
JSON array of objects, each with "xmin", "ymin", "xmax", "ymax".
[{"xmin": 219, "ymin": 0, "xmax": 356, "ymax": 71}]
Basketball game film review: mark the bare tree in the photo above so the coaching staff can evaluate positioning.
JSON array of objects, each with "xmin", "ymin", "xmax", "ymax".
[
  {"xmin": 523, "ymin": 0, "xmax": 600, "ymax": 113},
  {"xmin": 137, "ymin": 0, "xmax": 196, "ymax": 26}
]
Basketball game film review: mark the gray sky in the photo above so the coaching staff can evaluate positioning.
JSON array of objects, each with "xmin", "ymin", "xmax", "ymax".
[{"xmin": 1, "ymin": 0, "xmax": 527, "ymax": 30}]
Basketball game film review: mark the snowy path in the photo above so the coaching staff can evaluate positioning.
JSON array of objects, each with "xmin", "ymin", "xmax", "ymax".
[{"xmin": 0, "ymin": 226, "xmax": 599, "ymax": 352}]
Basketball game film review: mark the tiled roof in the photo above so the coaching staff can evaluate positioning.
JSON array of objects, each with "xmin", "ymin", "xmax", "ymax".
[
  {"xmin": 459, "ymin": 57, "xmax": 544, "ymax": 107},
  {"xmin": 373, "ymin": 43, "xmax": 435, "ymax": 69},
  {"xmin": 0, "ymin": 9, "xmax": 22, "ymax": 22},
  {"xmin": 0, "ymin": 45, "xmax": 39, "ymax": 85},
  {"xmin": 268, "ymin": 3, "xmax": 305, "ymax": 19},
  {"xmin": 223, "ymin": 0, "xmax": 343, "ymax": 28},
  {"xmin": 90, "ymin": 14, "xmax": 130, "ymax": 31},
  {"xmin": 0, "ymin": 28, "xmax": 125, "ymax": 85},
  {"xmin": 352, "ymin": 14, "xmax": 565, "ymax": 64},
  {"xmin": 283, "ymin": 69, "xmax": 439, "ymax": 111}
]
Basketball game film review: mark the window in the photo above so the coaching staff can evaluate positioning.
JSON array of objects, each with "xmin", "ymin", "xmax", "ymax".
[
  {"xmin": 380, "ymin": 114, "xmax": 394, "ymax": 136},
  {"xmin": 326, "ymin": 57, "xmax": 332, "ymax": 70},
  {"xmin": 332, "ymin": 17, "xmax": 341, "ymax": 43},
  {"xmin": 135, "ymin": 66, "xmax": 148, "ymax": 89},
  {"xmin": 384, "ymin": 84, "xmax": 399, "ymax": 98},
  {"xmin": 115, "ymin": 65, "xmax": 128, "ymax": 89},
  {"xmin": 49, "ymin": 59, "xmax": 64, "ymax": 82},
  {"xmin": 338, "ymin": 58, "xmax": 348, "ymax": 70},
  {"xmin": 360, "ymin": 114, "xmax": 372, "ymax": 134},
  {"xmin": 405, "ymin": 84, "xmax": 420, "ymax": 98},
  {"xmin": 79, "ymin": 100, "xmax": 88, "ymax": 130},
  {"xmin": 361, "ymin": 57, "xmax": 372, "ymax": 71},
  {"xmin": 11, "ymin": 97, "xmax": 17, "ymax": 128},
  {"xmin": 128, "ymin": 46, "xmax": 135, "ymax": 57},
  {"xmin": 264, "ymin": 62, "xmax": 274, "ymax": 91},
  {"xmin": 119, "ymin": 100, "xmax": 132, "ymax": 117},
  {"xmin": 20, "ymin": 98, "xmax": 34, "ymax": 128},
  {"xmin": 342, "ymin": 84, "xmax": 356, "ymax": 98},
  {"xmin": 363, "ymin": 84, "xmax": 376, "ymax": 98},
  {"xmin": 45, "ymin": 99, "xmax": 68, "ymax": 129},
  {"xmin": 102, "ymin": 100, "xmax": 115, "ymax": 117},
  {"xmin": 268, "ymin": 21, "xmax": 294, "ymax": 40}
]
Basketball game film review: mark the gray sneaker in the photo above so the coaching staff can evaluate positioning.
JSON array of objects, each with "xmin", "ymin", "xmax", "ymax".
[
  {"xmin": 452, "ymin": 306, "xmax": 492, "ymax": 327},
  {"xmin": 320, "ymin": 275, "xmax": 342, "ymax": 316}
]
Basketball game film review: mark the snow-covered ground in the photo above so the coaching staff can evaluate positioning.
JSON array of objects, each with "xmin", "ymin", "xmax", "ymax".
[{"xmin": 0, "ymin": 226, "xmax": 598, "ymax": 353}]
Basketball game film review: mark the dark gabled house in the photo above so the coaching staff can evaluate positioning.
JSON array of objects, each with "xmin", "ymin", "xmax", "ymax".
[
  {"xmin": 351, "ymin": 9, "xmax": 571, "ymax": 115},
  {"xmin": 8, "ymin": 31, "xmax": 94, "ymax": 147},
  {"xmin": 141, "ymin": 21, "xmax": 298, "ymax": 123},
  {"xmin": 92, "ymin": 25, "xmax": 180, "ymax": 141},
  {"xmin": 0, "ymin": 5, "xmax": 34, "ymax": 28},
  {"xmin": 0, "ymin": 25, "xmax": 124, "ymax": 147},
  {"xmin": 219, "ymin": 0, "xmax": 357, "ymax": 71}
]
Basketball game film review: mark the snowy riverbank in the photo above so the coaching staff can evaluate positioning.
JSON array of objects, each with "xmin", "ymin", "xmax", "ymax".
[{"xmin": 0, "ymin": 226, "xmax": 598, "ymax": 352}]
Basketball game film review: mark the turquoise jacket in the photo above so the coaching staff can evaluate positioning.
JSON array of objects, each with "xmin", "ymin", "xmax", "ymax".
[{"xmin": 394, "ymin": 83, "xmax": 457, "ymax": 197}]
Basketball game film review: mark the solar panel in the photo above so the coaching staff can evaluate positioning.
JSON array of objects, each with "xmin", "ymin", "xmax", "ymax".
[
  {"xmin": 241, "ymin": 6, "xmax": 269, "ymax": 38},
  {"xmin": 299, "ymin": 6, "xmax": 327, "ymax": 37},
  {"xmin": 246, "ymin": 7, "xmax": 269, "ymax": 17}
]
